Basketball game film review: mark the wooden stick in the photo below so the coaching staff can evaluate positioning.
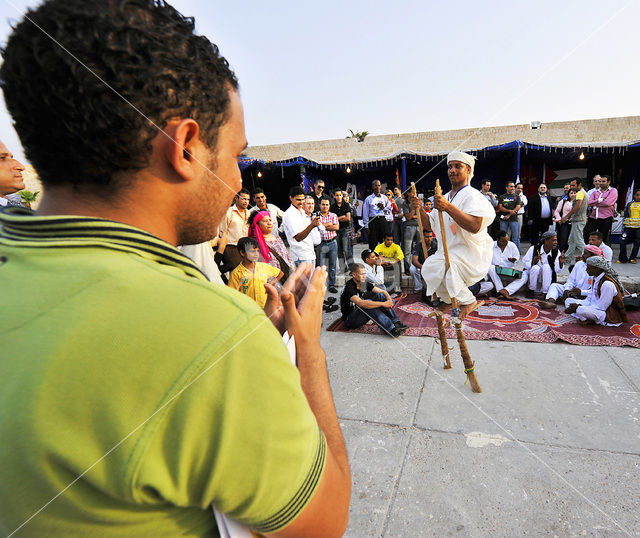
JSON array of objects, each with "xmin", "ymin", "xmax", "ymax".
[
  {"xmin": 434, "ymin": 310, "xmax": 451, "ymax": 369},
  {"xmin": 435, "ymin": 179, "xmax": 482, "ymax": 392},
  {"xmin": 411, "ymin": 182, "xmax": 451, "ymax": 369}
]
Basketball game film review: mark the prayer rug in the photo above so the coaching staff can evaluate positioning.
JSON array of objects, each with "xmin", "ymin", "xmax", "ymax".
[{"xmin": 327, "ymin": 292, "xmax": 640, "ymax": 347}]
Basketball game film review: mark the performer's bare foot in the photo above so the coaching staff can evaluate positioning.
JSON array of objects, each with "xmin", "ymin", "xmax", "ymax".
[
  {"xmin": 578, "ymin": 319, "xmax": 593, "ymax": 326},
  {"xmin": 498, "ymin": 289, "xmax": 513, "ymax": 301},
  {"xmin": 459, "ymin": 301, "xmax": 479, "ymax": 320},
  {"xmin": 436, "ymin": 302, "xmax": 452, "ymax": 313}
]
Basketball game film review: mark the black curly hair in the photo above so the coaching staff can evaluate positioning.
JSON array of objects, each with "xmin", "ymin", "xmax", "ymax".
[{"xmin": 0, "ymin": 0, "xmax": 238, "ymax": 194}]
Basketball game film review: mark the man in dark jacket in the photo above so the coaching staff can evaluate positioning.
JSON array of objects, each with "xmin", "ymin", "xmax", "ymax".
[{"xmin": 527, "ymin": 183, "xmax": 555, "ymax": 245}]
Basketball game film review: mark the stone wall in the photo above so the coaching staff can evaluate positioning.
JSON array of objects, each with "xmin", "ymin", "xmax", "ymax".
[{"xmin": 245, "ymin": 116, "xmax": 640, "ymax": 164}]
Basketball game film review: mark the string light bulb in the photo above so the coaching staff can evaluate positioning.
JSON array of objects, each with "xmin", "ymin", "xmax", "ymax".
[
  {"xmin": 346, "ymin": 166, "xmax": 351, "ymax": 173},
  {"xmin": 257, "ymin": 171, "xmax": 262, "ymax": 177},
  {"xmin": 579, "ymin": 152, "xmax": 585, "ymax": 160}
]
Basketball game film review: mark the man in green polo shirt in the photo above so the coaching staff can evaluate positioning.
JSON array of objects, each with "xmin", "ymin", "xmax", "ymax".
[{"xmin": 0, "ymin": 1, "xmax": 350, "ymax": 536}]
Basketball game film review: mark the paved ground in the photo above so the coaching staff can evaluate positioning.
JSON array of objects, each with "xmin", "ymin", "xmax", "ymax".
[{"xmin": 323, "ymin": 241, "xmax": 640, "ymax": 537}]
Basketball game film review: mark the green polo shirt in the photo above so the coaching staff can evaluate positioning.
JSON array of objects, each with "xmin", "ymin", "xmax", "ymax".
[{"xmin": 0, "ymin": 207, "xmax": 325, "ymax": 536}]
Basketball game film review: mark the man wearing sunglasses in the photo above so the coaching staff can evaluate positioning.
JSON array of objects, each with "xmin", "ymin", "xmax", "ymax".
[{"xmin": 310, "ymin": 178, "xmax": 331, "ymax": 212}]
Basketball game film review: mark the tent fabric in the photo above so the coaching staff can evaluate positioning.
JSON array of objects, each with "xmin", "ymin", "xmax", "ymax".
[{"xmin": 241, "ymin": 138, "xmax": 640, "ymax": 169}]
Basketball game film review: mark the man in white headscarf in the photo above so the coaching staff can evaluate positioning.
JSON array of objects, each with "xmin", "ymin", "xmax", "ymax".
[
  {"xmin": 412, "ymin": 151, "xmax": 495, "ymax": 318},
  {"xmin": 564, "ymin": 256, "xmax": 628, "ymax": 326}
]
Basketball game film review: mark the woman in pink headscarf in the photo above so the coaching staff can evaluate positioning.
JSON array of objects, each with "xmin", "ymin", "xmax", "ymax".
[{"xmin": 248, "ymin": 210, "xmax": 294, "ymax": 280}]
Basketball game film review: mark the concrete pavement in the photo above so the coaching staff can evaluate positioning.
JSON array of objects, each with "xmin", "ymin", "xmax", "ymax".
[{"xmin": 322, "ymin": 239, "xmax": 640, "ymax": 536}]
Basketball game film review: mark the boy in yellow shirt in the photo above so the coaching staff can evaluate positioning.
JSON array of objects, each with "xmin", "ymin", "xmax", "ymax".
[
  {"xmin": 374, "ymin": 232, "xmax": 404, "ymax": 293},
  {"xmin": 228, "ymin": 237, "xmax": 283, "ymax": 307}
]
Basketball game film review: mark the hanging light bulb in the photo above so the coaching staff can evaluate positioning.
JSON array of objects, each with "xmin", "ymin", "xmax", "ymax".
[
  {"xmin": 579, "ymin": 152, "xmax": 585, "ymax": 160},
  {"xmin": 257, "ymin": 171, "xmax": 263, "ymax": 178},
  {"xmin": 346, "ymin": 166, "xmax": 351, "ymax": 173}
]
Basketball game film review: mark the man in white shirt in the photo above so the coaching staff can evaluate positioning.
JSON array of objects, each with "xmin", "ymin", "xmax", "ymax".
[
  {"xmin": 522, "ymin": 231, "xmax": 566, "ymax": 298},
  {"xmin": 362, "ymin": 179, "xmax": 391, "ymax": 250},
  {"xmin": 0, "ymin": 140, "xmax": 26, "ymax": 207},
  {"xmin": 540, "ymin": 244, "xmax": 603, "ymax": 309},
  {"xmin": 282, "ymin": 186, "xmax": 320, "ymax": 266},
  {"xmin": 361, "ymin": 249, "xmax": 386, "ymax": 290},
  {"xmin": 487, "ymin": 230, "xmax": 528, "ymax": 300},
  {"xmin": 303, "ymin": 195, "xmax": 323, "ymax": 257}
]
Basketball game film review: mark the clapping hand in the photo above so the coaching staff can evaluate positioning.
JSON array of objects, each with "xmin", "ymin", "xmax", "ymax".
[{"xmin": 264, "ymin": 263, "xmax": 320, "ymax": 335}]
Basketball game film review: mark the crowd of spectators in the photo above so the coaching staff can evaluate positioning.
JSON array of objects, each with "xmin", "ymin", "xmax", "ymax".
[{"xmin": 190, "ymin": 172, "xmax": 635, "ymax": 328}]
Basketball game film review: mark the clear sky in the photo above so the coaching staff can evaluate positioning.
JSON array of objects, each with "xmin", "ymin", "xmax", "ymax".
[{"xmin": 1, "ymin": 0, "xmax": 639, "ymax": 163}]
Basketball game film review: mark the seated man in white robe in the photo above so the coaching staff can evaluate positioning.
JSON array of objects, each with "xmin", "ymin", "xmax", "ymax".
[
  {"xmin": 522, "ymin": 230, "xmax": 566, "ymax": 299},
  {"xmin": 487, "ymin": 230, "xmax": 528, "ymax": 300},
  {"xmin": 540, "ymin": 244, "xmax": 603, "ymax": 309},
  {"xmin": 565, "ymin": 256, "xmax": 628, "ymax": 326},
  {"xmin": 412, "ymin": 151, "xmax": 495, "ymax": 319}
]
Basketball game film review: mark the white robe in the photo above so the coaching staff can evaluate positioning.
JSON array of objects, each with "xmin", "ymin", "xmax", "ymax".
[
  {"xmin": 546, "ymin": 260, "xmax": 592, "ymax": 301},
  {"xmin": 522, "ymin": 245, "xmax": 565, "ymax": 293},
  {"xmin": 565, "ymin": 273, "xmax": 621, "ymax": 326},
  {"xmin": 491, "ymin": 240, "xmax": 520, "ymax": 267},
  {"xmin": 487, "ymin": 240, "xmax": 527, "ymax": 294},
  {"xmin": 421, "ymin": 185, "xmax": 495, "ymax": 303}
]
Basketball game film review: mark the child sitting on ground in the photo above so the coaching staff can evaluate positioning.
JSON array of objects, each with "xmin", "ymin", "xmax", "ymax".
[{"xmin": 227, "ymin": 237, "xmax": 284, "ymax": 307}]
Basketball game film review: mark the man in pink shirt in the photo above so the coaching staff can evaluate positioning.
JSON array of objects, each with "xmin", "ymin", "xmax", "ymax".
[{"xmin": 585, "ymin": 175, "xmax": 618, "ymax": 245}]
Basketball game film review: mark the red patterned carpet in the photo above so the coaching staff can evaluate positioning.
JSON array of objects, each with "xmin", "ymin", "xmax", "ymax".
[{"xmin": 327, "ymin": 292, "xmax": 640, "ymax": 347}]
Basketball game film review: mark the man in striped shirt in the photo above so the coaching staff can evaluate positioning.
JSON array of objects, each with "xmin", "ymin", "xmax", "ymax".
[{"xmin": 318, "ymin": 198, "xmax": 339, "ymax": 293}]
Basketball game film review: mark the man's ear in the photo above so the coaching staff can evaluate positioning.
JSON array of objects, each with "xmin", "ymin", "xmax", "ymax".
[{"xmin": 166, "ymin": 119, "xmax": 202, "ymax": 181}]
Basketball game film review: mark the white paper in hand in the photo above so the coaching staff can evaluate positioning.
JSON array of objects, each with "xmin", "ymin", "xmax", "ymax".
[{"xmin": 212, "ymin": 331, "xmax": 297, "ymax": 537}]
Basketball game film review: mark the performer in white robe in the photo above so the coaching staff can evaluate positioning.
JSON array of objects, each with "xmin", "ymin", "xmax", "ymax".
[
  {"xmin": 413, "ymin": 151, "xmax": 495, "ymax": 318},
  {"xmin": 565, "ymin": 256, "xmax": 627, "ymax": 326},
  {"xmin": 540, "ymin": 244, "xmax": 602, "ymax": 308},
  {"xmin": 487, "ymin": 229, "xmax": 529, "ymax": 299}
]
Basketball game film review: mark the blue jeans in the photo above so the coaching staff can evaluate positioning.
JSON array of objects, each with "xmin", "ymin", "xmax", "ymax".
[
  {"xmin": 294, "ymin": 258, "xmax": 315, "ymax": 268},
  {"xmin": 318, "ymin": 239, "xmax": 338, "ymax": 286},
  {"xmin": 344, "ymin": 292, "xmax": 399, "ymax": 333},
  {"xmin": 336, "ymin": 229, "xmax": 354, "ymax": 272},
  {"xmin": 402, "ymin": 224, "xmax": 420, "ymax": 272},
  {"xmin": 500, "ymin": 219, "xmax": 520, "ymax": 249}
]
